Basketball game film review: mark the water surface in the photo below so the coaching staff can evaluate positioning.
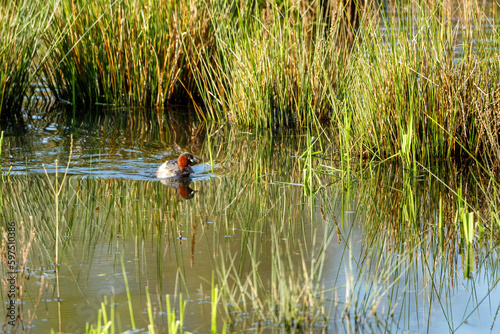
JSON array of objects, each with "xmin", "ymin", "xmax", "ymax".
[{"xmin": 1, "ymin": 109, "xmax": 500, "ymax": 333}]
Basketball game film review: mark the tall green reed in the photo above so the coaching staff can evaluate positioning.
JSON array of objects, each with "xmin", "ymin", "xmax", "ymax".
[
  {"xmin": 0, "ymin": 0, "xmax": 55, "ymax": 119},
  {"xmin": 210, "ymin": 216, "xmax": 332, "ymax": 330},
  {"xmin": 318, "ymin": 160, "xmax": 500, "ymax": 330},
  {"xmin": 6, "ymin": 0, "xmax": 499, "ymax": 174},
  {"xmin": 42, "ymin": 0, "xmax": 209, "ymax": 108},
  {"xmin": 187, "ymin": 0, "xmax": 343, "ymax": 127},
  {"xmin": 85, "ymin": 261, "xmax": 188, "ymax": 333},
  {"xmin": 344, "ymin": 1, "xmax": 500, "ymax": 165},
  {"xmin": 42, "ymin": 135, "xmax": 73, "ymax": 266},
  {"xmin": 186, "ymin": 0, "xmax": 500, "ymax": 169}
]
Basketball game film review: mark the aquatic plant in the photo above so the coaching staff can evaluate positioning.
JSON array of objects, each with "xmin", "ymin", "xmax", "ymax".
[
  {"xmin": 85, "ymin": 261, "xmax": 188, "ymax": 334},
  {"xmin": 186, "ymin": 0, "xmax": 344, "ymax": 127},
  {"xmin": 0, "ymin": 0, "xmax": 54, "ymax": 120},
  {"xmin": 4, "ymin": 0, "xmax": 500, "ymax": 170},
  {"xmin": 187, "ymin": 0, "xmax": 500, "ymax": 168},
  {"xmin": 341, "ymin": 1, "xmax": 500, "ymax": 166},
  {"xmin": 42, "ymin": 0, "xmax": 210, "ymax": 108},
  {"xmin": 317, "ymin": 160, "xmax": 500, "ymax": 330}
]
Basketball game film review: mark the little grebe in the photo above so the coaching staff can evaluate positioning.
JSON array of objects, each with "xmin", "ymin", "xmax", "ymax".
[{"xmin": 156, "ymin": 152, "xmax": 198, "ymax": 179}]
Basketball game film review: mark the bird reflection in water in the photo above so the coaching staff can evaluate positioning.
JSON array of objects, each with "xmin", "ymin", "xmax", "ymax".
[{"xmin": 161, "ymin": 177, "xmax": 197, "ymax": 200}]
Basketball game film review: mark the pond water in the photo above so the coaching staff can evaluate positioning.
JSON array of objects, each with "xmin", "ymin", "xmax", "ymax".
[{"xmin": 1, "ymin": 108, "xmax": 500, "ymax": 333}]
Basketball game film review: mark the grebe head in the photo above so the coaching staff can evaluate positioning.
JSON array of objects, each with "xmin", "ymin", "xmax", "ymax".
[{"xmin": 177, "ymin": 152, "xmax": 198, "ymax": 170}]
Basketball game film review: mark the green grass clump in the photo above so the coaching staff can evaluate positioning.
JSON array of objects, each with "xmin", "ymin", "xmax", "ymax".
[
  {"xmin": 190, "ymin": 0, "xmax": 500, "ymax": 166},
  {"xmin": 3, "ymin": 0, "xmax": 500, "ymax": 171},
  {"xmin": 0, "ymin": 0, "xmax": 53, "ymax": 120},
  {"xmin": 341, "ymin": 1, "xmax": 500, "ymax": 166},
  {"xmin": 188, "ymin": 0, "xmax": 344, "ymax": 127},
  {"xmin": 42, "ymin": 0, "xmax": 210, "ymax": 108},
  {"xmin": 85, "ymin": 263, "xmax": 187, "ymax": 334},
  {"xmin": 5, "ymin": 0, "xmax": 499, "ymax": 171}
]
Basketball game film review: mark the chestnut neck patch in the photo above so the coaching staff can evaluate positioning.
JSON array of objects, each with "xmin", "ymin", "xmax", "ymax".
[{"xmin": 177, "ymin": 155, "xmax": 189, "ymax": 169}]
